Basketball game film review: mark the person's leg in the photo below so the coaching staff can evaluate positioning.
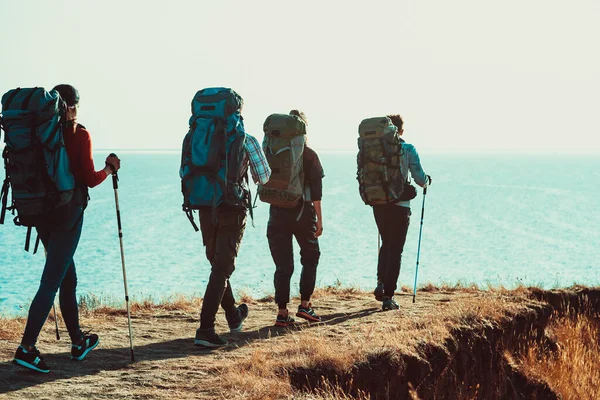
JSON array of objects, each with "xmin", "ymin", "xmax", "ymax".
[
  {"xmin": 372, "ymin": 205, "xmax": 389, "ymax": 285},
  {"xmin": 21, "ymin": 212, "xmax": 83, "ymax": 348},
  {"xmin": 220, "ymin": 281, "xmax": 237, "ymax": 319},
  {"xmin": 267, "ymin": 206, "xmax": 294, "ymax": 319},
  {"xmin": 382, "ymin": 206, "xmax": 411, "ymax": 298},
  {"xmin": 59, "ymin": 260, "xmax": 83, "ymax": 344},
  {"xmin": 199, "ymin": 207, "xmax": 247, "ymax": 330},
  {"xmin": 294, "ymin": 203, "xmax": 322, "ymax": 322},
  {"xmin": 295, "ymin": 204, "xmax": 320, "ymax": 305}
]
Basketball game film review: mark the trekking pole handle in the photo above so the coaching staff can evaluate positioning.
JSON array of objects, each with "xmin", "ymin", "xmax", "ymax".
[{"xmin": 107, "ymin": 153, "xmax": 119, "ymax": 189}]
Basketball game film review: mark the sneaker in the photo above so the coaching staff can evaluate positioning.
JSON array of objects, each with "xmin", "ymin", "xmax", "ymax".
[
  {"xmin": 194, "ymin": 328, "xmax": 227, "ymax": 348},
  {"xmin": 12, "ymin": 346, "xmax": 50, "ymax": 373},
  {"xmin": 382, "ymin": 297, "xmax": 400, "ymax": 311},
  {"xmin": 71, "ymin": 333, "xmax": 100, "ymax": 361},
  {"xmin": 275, "ymin": 313, "xmax": 295, "ymax": 327},
  {"xmin": 374, "ymin": 281, "xmax": 384, "ymax": 301},
  {"xmin": 227, "ymin": 304, "xmax": 249, "ymax": 333},
  {"xmin": 296, "ymin": 303, "xmax": 321, "ymax": 322}
]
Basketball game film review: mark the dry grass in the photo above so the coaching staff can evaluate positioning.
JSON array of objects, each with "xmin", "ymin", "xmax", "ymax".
[
  {"xmin": 216, "ymin": 289, "xmax": 537, "ymax": 399},
  {"xmin": 520, "ymin": 311, "xmax": 600, "ymax": 399},
  {"xmin": 1, "ymin": 286, "xmax": 597, "ymax": 399},
  {"xmin": 0, "ymin": 316, "xmax": 25, "ymax": 342}
]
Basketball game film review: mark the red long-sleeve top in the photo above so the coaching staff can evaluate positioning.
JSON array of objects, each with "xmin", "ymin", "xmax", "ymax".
[{"xmin": 63, "ymin": 123, "xmax": 108, "ymax": 188}]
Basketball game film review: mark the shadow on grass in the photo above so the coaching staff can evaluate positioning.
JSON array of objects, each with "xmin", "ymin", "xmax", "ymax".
[{"xmin": 0, "ymin": 306, "xmax": 379, "ymax": 394}]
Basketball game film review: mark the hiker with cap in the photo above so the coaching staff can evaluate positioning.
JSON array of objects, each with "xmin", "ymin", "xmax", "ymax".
[
  {"xmin": 10, "ymin": 84, "xmax": 120, "ymax": 373},
  {"xmin": 358, "ymin": 114, "xmax": 431, "ymax": 311}
]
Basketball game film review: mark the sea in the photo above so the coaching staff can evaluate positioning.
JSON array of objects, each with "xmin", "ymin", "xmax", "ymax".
[{"xmin": 1, "ymin": 152, "xmax": 599, "ymax": 315}]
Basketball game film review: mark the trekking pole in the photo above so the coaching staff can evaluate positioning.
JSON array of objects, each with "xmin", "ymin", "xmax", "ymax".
[
  {"xmin": 107, "ymin": 153, "xmax": 135, "ymax": 362},
  {"xmin": 412, "ymin": 187, "xmax": 427, "ymax": 303}
]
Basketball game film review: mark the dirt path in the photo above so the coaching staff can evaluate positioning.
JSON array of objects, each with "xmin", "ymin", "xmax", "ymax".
[{"xmin": 0, "ymin": 289, "xmax": 526, "ymax": 399}]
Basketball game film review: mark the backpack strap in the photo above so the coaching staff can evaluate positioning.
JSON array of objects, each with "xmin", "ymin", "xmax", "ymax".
[
  {"xmin": 245, "ymin": 172, "xmax": 255, "ymax": 228},
  {"xmin": 24, "ymin": 226, "xmax": 32, "ymax": 252},
  {"xmin": 3, "ymin": 88, "xmax": 22, "ymax": 110},
  {"xmin": 0, "ymin": 148, "xmax": 11, "ymax": 224},
  {"xmin": 33, "ymin": 233, "xmax": 41, "ymax": 254},
  {"xmin": 20, "ymin": 88, "xmax": 40, "ymax": 111},
  {"xmin": 184, "ymin": 208, "xmax": 199, "ymax": 232}
]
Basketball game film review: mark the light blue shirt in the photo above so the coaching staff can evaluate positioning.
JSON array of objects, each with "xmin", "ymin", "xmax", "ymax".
[{"xmin": 396, "ymin": 142, "xmax": 427, "ymax": 208}]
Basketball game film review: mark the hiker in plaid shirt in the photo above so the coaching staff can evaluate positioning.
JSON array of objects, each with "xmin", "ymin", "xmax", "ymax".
[{"xmin": 195, "ymin": 130, "xmax": 271, "ymax": 348}]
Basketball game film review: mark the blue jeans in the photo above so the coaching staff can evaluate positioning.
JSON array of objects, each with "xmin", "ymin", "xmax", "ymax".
[{"xmin": 21, "ymin": 203, "xmax": 85, "ymax": 346}]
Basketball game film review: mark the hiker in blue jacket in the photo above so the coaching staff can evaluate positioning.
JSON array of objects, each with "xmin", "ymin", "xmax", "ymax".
[{"xmin": 372, "ymin": 114, "xmax": 431, "ymax": 310}]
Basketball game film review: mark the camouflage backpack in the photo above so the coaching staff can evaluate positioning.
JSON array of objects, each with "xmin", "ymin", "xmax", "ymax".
[{"xmin": 356, "ymin": 116, "xmax": 406, "ymax": 205}]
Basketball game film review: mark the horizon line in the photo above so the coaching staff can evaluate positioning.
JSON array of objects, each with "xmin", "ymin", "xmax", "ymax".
[{"xmin": 94, "ymin": 148, "xmax": 600, "ymax": 155}]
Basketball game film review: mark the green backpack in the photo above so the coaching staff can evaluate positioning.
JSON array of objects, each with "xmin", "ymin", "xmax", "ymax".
[
  {"xmin": 356, "ymin": 116, "xmax": 406, "ymax": 205},
  {"xmin": 258, "ymin": 113, "xmax": 307, "ymax": 208}
]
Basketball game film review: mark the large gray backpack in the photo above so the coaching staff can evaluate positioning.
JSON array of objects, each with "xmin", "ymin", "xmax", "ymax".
[
  {"xmin": 356, "ymin": 116, "xmax": 406, "ymax": 205},
  {"xmin": 258, "ymin": 114, "xmax": 306, "ymax": 208}
]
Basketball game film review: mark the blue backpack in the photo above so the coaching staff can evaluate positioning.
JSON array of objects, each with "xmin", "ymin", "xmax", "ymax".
[
  {"xmin": 180, "ymin": 87, "xmax": 249, "ymax": 230},
  {"xmin": 1, "ymin": 87, "xmax": 75, "ymax": 236}
]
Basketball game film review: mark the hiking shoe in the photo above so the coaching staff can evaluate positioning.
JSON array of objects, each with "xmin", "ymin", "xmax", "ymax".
[
  {"xmin": 194, "ymin": 328, "xmax": 227, "ymax": 348},
  {"xmin": 12, "ymin": 346, "xmax": 50, "ymax": 373},
  {"xmin": 374, "ymin": 281, "xmax": 384, "ymax": 301},
  {"xmin": 382, "ymin": 297, "xmax": 400, "ymax": 311},
  {"xmin": 296, "ymin": 303, "xmax": 321, "ymax": 322},
  {"xmin": 71, "ymin": 333, "xmax": 100, "ymax": 361},
  {"xmin": 275, "ymin": 314, "xmax": 295, "ymax": 327},
  {"xmin": 228, "ymin": 303, "xmax": 249, "ymax": 333}
]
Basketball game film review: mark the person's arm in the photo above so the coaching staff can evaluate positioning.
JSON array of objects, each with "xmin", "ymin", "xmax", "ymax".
[
  {"xmin": 313, "ymin": 200, "xmax": 323, "ymax": 238},
  {"xmin": 78, "ymin": 128, "xmax": 110, "ymax": 188},
  {"xmin": 245, "ymin": 135, "xmax": 271, "ymax": 185},
  {"xmin": 306, "ymin": 148, "xmax": 324, "ymax": 237},
  {"xmin": 406, "ymin": 144, "xmax": 429, "ymax": 187}
]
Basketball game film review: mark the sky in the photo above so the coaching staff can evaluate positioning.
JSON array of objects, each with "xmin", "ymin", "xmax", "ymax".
[{"xmin": 1, "ymin": 0, "xmax": 599, "ymax": 152}]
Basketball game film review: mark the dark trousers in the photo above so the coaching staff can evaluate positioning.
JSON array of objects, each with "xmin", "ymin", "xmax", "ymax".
[
  {"xmin": 267, "ymin": 202, "xmax": 321, "ymax": 308},
  {"xmin": 373, "ymin": 205, "xmax": 411, "ymax": 298},
  {"xmin": 22, "ymin": 206, "xmax": 85, "ymax": 346},
  {"xmin": 198, "ymin": 206, "xmax": 247, "ymax": 330}
]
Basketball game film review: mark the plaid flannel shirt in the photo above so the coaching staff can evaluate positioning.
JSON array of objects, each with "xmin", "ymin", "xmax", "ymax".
[{"xmin": 243, "ymin": 134, "xmax": 271, "ymax": 185}]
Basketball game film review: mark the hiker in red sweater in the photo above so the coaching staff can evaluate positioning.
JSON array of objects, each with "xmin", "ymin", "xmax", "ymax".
[{"xmin": 13, "ymin": 84, "xmax": 121, "ymax": 373}]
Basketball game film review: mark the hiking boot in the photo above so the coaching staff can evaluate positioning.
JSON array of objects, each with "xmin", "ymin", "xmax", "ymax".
[
  {"xmin": 227, "ymin": 303, "xmax": 249, "ymax": 333},
  {"xmin": 71, "ymin": 333, "xmax": 100, "ymax": 361},
  {"xmin": 275, "ymin": 314, "xmax": 295, "ymax": 327},
  {"xmin": 382, "ymin": 297, "xmax": 400, "ymax": 311},
  {"xmin": 296, "ymin": 303, "xmax": 321, "ymax": 322},
  {"xmin": 12, "ymin": 346, "xmax": 50, "ymax": 373},
  {"xmin": 374, "ymin": 281, "xmax": 384, "ymax": 301},
  {"xmin": 194, "ymin": 328, "xmax": 227, "ymax": 348}
]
